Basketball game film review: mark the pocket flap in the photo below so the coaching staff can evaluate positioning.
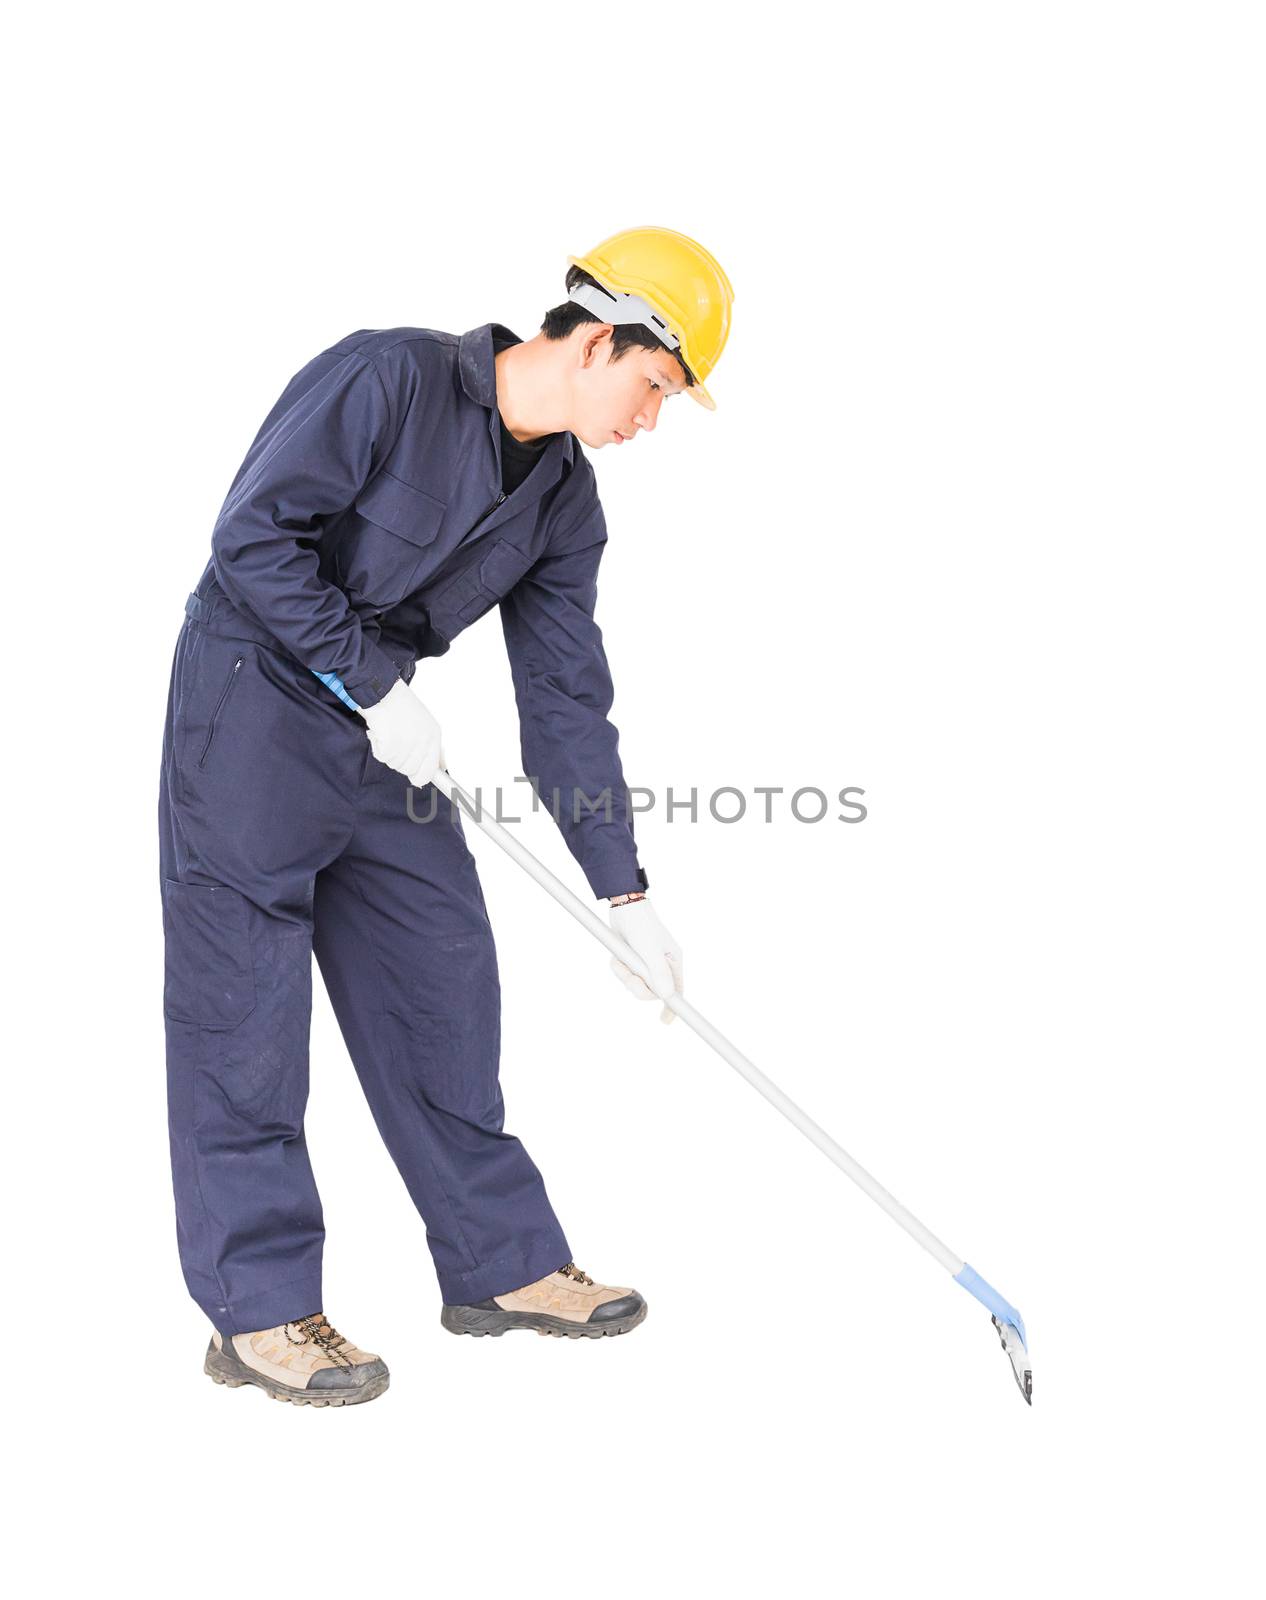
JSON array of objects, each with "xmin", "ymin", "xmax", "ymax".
[
  {"xmin": 479, "ymin": 541, "xmax": 535, "ymax": 591},
  {"xmin": 354, "ymin": 471, "xmax": 447, "ymax": 549}
]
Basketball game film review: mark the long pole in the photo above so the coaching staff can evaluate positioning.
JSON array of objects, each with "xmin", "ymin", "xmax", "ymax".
[
  {"xmin": 434, "ymin": 770, "xmax": 963, "ymax": 1271},
  {"xmin": 431, "ymin": 769, "xmax": 1030, "ymax": 1400}
]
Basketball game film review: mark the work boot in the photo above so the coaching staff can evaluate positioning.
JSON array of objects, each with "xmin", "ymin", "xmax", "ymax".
[
  {"xmin": 203, "ymin": 1312, "xmax": 390, "ymax": 1406},
  {"xmin": 441, "ymin": 1261, "xmax": 648, "ymax": 1339}
]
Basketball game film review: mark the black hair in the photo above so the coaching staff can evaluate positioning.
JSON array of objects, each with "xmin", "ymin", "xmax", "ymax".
[{"xmin": 541, "ymin": 265, "xmax": 696, "ymax": 388}]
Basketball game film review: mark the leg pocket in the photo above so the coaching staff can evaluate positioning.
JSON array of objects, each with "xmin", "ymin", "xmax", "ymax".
[
  {"xmin": 198, "ymin": 653, "xmax": 245, "ymax": 768},
  {"xmin": 164, "ymin": 880, "xmax": 257, "ymax": 1028}
]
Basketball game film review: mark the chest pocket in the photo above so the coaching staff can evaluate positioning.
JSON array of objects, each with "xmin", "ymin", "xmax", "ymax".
[
  {"xmin": 335, "ymin": 471, "xmax": 447, "ymax": 609},
  {"xmin": 435, "ymin": 539, "xmax": 537, "ymax": 627}
]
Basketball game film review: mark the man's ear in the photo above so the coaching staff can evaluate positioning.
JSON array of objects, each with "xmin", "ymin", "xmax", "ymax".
[{"xmin": 578, "ymin": 323, "xmax": 614, "ymax": 371}]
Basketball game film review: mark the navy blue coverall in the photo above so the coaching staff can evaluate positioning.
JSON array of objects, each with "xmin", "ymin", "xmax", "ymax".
[{"xmin": 159, "ymin": 324, "xmax": 647, "ymax": 1337}]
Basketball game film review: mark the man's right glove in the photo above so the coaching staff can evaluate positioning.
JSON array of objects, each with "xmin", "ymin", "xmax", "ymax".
[
  {"xmin": 361, "ymin": 679, "xmax": 444, "ymax": 788},
  {"xmin": 609, "ymin": 897, "xmax": 684, "ymax": 1025}
]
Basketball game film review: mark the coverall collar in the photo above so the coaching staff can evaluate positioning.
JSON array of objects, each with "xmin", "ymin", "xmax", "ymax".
[{"xmin": 458, "ymin": 322, "xmax": 576, "ymax": 471}]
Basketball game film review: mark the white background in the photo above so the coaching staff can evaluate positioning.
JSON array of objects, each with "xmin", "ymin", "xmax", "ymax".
[{"xmin": 6, "ymin": 3, "xmax": 1263, "ymax": 1595}]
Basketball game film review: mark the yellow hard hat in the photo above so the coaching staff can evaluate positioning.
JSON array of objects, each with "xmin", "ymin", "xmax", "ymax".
[{"xmin": 567, "ymin": 226, "xmax": 734, "ymax": 410}]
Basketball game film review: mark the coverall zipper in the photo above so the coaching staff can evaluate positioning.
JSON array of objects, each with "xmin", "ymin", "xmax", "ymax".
[
  {"xmin": 468, "ymin": 491, "xmax": 506, "ymax": 536},
  {"xmin": 199, "ymin": 656, "xmax": 244, "ymax": 767}
]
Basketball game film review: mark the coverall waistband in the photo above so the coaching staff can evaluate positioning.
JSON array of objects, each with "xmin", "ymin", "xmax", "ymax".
[{"xmin": 184, "ymin": 592, "xmax": 416, "ymax": 686}]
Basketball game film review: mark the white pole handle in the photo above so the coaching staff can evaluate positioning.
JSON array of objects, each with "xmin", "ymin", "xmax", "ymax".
[{"xmin": 432, "ymin": 768, "xmax": 965, "ymax": 1279}]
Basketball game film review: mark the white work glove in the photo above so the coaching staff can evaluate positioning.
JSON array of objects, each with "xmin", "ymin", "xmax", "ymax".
[
  {"xmin": 360, "ymin": 679, "xmax": 444, "ymax": 788},
  {"xmin": 609, "ymin": 898, "xmax": 684, "ymax": 1025}
]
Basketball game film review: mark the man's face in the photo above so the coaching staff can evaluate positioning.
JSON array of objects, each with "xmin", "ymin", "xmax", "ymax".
[{"xmin": 570, "ymin": 326, "xmax": 687, "ymax": 449}]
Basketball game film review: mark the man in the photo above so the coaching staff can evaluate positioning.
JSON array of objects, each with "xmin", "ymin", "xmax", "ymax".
[{"xmin": 160, "ymin": 226, "xmax": 734, "ymax": 1406}]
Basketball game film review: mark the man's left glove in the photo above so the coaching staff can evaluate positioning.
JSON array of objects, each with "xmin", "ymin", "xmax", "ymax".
[
  {"xmin": 609, "ymin": 898, "xmax": 684, "ymax": 1025},
  {"xmin": 360, "ymin": 679, "xmax": 444, "ymax": 788}
]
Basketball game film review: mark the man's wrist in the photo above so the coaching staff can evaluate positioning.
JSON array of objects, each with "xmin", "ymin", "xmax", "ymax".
[{"xmin": 608, "ymin": 890, "xmax": 648, "ymax": 907}]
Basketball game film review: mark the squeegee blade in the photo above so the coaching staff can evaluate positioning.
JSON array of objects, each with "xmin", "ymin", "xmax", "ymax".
[{"xmin": 992, "ymin": 1314, "xmax": 1032, "ymax": 1405}]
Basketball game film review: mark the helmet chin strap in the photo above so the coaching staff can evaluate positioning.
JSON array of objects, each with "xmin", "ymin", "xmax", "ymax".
[{"xmin": 567, "ymin": 281, "xmax": 681, "ymax": 354}]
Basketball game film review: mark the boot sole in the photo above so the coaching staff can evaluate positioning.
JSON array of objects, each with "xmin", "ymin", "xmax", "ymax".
[
  {"xmin": 440, "ymin": 1300, "xmax": 649, "ymax": 1340},
  {"xmin": 203, "ymin": 1341, "xmax": 390, "ymax": 1406}
]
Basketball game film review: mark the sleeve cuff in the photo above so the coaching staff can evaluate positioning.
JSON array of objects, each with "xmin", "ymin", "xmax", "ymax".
[
  {"xmin": 342, "ymin": 643, "xmax": 402, "ymax": 710},
  {"xmin": 586, "ymin": 860, "xmax": 650, "ymax": 901}
]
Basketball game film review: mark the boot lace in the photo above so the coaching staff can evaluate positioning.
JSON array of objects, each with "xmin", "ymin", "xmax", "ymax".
[
  {"xmin": 558, "ymin": 1262, "xmax": 594, "ymax": 1286},
  {"xmin": 285, "ymin": 1312, "xmax": 355, "ymax": 1369}
]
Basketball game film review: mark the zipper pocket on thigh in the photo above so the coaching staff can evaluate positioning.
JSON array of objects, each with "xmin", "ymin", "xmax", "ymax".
[{"xmin": 198, "ymin": 655, "xmax": 244, "ymax": 767}]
